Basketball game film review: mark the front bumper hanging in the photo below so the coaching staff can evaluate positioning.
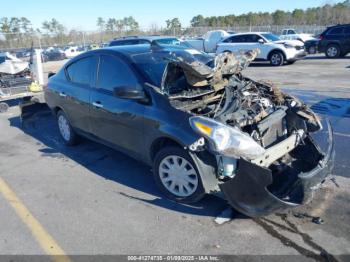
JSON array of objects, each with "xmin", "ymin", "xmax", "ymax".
[{"xmin": 219, "ymin": 119, "xmax": 334, "ymax": 217}]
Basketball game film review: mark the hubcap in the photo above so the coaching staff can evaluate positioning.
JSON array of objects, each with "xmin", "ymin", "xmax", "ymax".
[
  {"xmin": 327, "ymin": 47, "xmax": 338, "ymax": 57},
  {"xmin": 271, "ymin": 54, "xmax": 281, "ymax": 65},
  {"xmin": 58, "ymin": 115, "xmax": 71, "ymax": 141},
  {"xmin": 159, "ymin": 155, "xmax": 199, "ymax": 197}
]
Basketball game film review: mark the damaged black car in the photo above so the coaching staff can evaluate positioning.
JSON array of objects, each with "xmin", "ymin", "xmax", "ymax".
[{"xmin": 45, "ymin": 44, "xmax": 334, "ymax": 217}]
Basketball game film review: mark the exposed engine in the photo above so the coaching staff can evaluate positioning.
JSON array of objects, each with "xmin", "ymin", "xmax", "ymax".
[{"xmin": 163, "ymin": 49, "xmax": 320, "ymax": 148}]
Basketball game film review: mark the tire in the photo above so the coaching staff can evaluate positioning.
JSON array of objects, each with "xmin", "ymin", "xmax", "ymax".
[
  {"xmin": 56, "ymin": 110, "xmax": 78, "ymax": 146},
  {"xmin": 308, "ymin": 45, "xmax": 316, "ymax": 54},
  {"xmin": 325, "ymin": 44, "xmax": 341, "ymax": 58},
  {"xmin": 0, "ymin": 102, "xmax": 9, "ymax": 113},
  {"xmin": 269, "ymin": 51, "xmax": 284, "ymax": 66},
  {"xmin": 153, "ymin": 146, "xmax": 205, "ymax": 204}
]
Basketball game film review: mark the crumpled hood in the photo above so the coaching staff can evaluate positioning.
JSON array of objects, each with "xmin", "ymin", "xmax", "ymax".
[{"xmin": 163, "ymin": 49, "xmax": 260, "ymax": 91}]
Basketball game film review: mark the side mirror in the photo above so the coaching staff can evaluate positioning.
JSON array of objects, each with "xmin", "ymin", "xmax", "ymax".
[
  {"xmin": 113, "ymin": 86, "xmax": 148, "ymax": 102},
  {"xmin": 258, "ymin": 39, "xmax": 265, "ymax": 44}
]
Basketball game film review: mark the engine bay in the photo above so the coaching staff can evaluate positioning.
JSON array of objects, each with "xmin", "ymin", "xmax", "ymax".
[{"xmin": 163, "ymin": 50, "xmax": 321, "ymax": 149}]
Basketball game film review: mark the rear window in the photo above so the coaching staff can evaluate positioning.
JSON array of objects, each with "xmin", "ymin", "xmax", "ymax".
[
  {"xmin": 223, "ymin": 35, "xmax": 245, "ymax": 43},
  {"xmin": 327, "ymin": 27, "xmax": 344, "ymax": 35},
  {"xmin": 154, "ymin": 38, "xmax": 192, "ymax": 48},
  {"xmin": 109, "ymin": 39, "xmax": 144, "ymax": 46}
]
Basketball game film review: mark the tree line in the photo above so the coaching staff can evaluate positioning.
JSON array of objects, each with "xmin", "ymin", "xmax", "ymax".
[
  {"xmin": 190, "ymin": 1, "xmax": 350, "ymax": 27},
  {"xmin": 1, "ymin": 1, "xmax": 349, "ymax": 49}
]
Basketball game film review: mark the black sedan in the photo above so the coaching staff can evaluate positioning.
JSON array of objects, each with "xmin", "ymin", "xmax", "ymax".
[
  {"xmin": 45, "ymin": 45, "xmax": 334, "ymax": 217},
  {"xmin": 42, "ymin": 49, "xmax": 66, "ymax": 62}
]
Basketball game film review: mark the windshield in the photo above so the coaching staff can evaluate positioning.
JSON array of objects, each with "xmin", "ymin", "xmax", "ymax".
[
  {"xmin": 131, "ymin": 53, "xmax": 168, "ymax": 87},
  {"xmin": 154, "ymin": 38, "xmax": 193, "ymax": 48},
  {"xmin": 262, "ymin": 33, "xmax": 281, "ymax": 42},
  {"xmin": 131, "ymin": 50, "xmax": 213, "ymax": 87}
]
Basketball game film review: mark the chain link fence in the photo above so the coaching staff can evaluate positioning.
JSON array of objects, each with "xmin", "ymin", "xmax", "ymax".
[{"xmin": 0, "ymin": 24, "xmax": 328, "ymax": 51}]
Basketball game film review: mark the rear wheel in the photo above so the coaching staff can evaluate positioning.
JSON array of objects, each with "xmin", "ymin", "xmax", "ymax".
[
  {"xmin": 326, "ymin": 44, "xmax": 340, "ymax": 58},
  {"xmin": 153, "ymin": 146, "xmax": 205, "ymax": 203},
  {"xmin": 269, "ymin": 51, "xmax": 284, "ymax": 66},
  {"xmin": 57, "ymin": 110, "xmax": 78, "ymax": 146}
]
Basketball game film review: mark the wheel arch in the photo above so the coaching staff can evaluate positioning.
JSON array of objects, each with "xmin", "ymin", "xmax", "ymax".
[
  {"xmin": 150, "ymin": 137, "xmax": 184, "ymax": 161},
  {"xmin": 52, "ymin": 106, "xmax": 63, "ymax": 116},
  {"xmin": 326, "ymin": 42, "xmax": 342, "ymax": 51},
  {"xmin": 150, "ymin": 136, "xmax": 219, "ymax": 194}
]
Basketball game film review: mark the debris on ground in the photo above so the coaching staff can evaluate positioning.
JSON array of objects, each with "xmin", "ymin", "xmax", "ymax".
[
  {"xmin": 293, "ymin": 212, "xmax": 325, "ymax": 225},
  {"xmin": 214, "ymin": 207, "xmax": 234, "ymax": 225}
]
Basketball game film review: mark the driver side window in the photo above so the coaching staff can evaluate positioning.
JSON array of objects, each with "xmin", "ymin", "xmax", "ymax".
[{"xmin": 97, "ymin": 55, "xmax": 139, "ymax": 92}]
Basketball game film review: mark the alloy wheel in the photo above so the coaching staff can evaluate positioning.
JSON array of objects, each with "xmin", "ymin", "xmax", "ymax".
[
  {"xmin": 327, "ymin": 46, "xmax": 338, "ymax": 57},
  {"xmin": 271, "ymin": 53, "xmax": 282, "ymax": 65}
]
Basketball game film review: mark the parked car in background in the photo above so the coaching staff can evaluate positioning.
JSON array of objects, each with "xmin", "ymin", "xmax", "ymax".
[
  {"xmin": 280, "ymin": 28, "xmax": 315, "ymax": 42},
  {"xmin": 109, "ymin": 36, "xmax": 193, "ymax": 49},
  {"xmin": 64, "ymin": 46, "xmax": 85, "ymax": 59},
  {"xmin": 217, "ymin": 32, "xmax": 306, "ymax": 66},
  {"xmin": 317, "ymin": 24, "xmax": 350, "ymax": 58},
  {"xmin": 45, "ymin": 45, "xmax": 334, "ymax": 217},
  {"xmin": 42, "ymin": 49, "xmax": 66, "ymax": 62},
  {"xmin": 15, "ymin": 49, "xmax": 32, "ymax": 59},
  {"xmin": 186, "ymin": 30, "xmax": 231, "ymax": 53}
]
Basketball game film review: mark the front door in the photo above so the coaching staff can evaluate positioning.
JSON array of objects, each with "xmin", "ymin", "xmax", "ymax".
[{"xmin": 90, "ymin": 54, "xmax": 146, "ymax": 158}]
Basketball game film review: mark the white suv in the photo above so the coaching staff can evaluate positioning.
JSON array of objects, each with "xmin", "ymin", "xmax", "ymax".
[{"xmin": 216, "ymin": 32, "xmax": 306, "ymax": 66}]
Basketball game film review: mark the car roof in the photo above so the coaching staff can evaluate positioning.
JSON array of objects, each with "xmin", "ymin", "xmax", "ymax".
[
  {"xmin": 111, "ymin": 36, "xmax": 178, "ymax": 42},
  {"xmin": 328, "ymin": 23, "xmax": 350, "ymax": 28},
  {"xmin": 103, "ymin": 44, "xmax": 152, "ymax": 55},
  {"xmin": 82, "ymin": 44, "xmax": 195, "ymax": 58},
  {"xmin": 230, "ymin": 32, "xmax": 271, "ymax": 36}
]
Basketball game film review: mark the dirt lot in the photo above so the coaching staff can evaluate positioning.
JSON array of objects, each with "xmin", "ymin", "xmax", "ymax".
[{"xmin": 0, "ymin": 55, "xmax": 349, "ymax": 260}]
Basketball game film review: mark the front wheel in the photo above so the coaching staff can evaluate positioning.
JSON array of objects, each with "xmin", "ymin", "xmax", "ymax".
[
  {"xmin": 57, "ymin": 110, "xmax": 78, "ymax": 146},
  {"xmin": 308, "ymin": 45, "xmax": 317, "ymax": 54},
  {"xmin": 153, "ymin": 146, "xmax": 205, "ymax": 203},
  {"xmin": 269, "ymin": 51, "xmax": 284, "ymax": 66}
]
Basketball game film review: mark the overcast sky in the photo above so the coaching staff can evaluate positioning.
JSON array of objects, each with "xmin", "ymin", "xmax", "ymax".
[{"xmin": 1, "ymin": 0, "xmax": 341, "ymax": 30}]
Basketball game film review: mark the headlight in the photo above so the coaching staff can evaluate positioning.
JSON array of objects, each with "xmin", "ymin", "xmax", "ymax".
[
  {"xmin": 284, "ymin": 43, "xmax": 294, "ymax": 49},
  {"xmin": 189, "ymin": 116, "xmax": 265, "ymax": 160}
]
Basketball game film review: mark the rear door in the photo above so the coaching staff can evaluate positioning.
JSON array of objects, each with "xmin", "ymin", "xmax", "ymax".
[
  {"xmin": 90, "ymin": 54, "xmax": 146, "ymax": 157},
  {"xmin": 60, "ymin": 55, "xmax": 97, "ymax": 133},
  {"xmin": 326, "ymin": 26, "xmax": 345, "ymax": 46}
]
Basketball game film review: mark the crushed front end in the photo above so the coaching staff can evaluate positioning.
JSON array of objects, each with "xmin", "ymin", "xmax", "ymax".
[{"xmin": 162, "ymin": 49, "xmax": 334, "ymax": 217}]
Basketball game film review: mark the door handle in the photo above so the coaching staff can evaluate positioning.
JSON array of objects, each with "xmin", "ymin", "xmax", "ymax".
[
  {"xmin": 92, "ymin": 101, "xmax": 103, "ymax": 108},
  {"xmin": 59, "ymin": 92, "xmax": 67, "ymax": 97}
]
